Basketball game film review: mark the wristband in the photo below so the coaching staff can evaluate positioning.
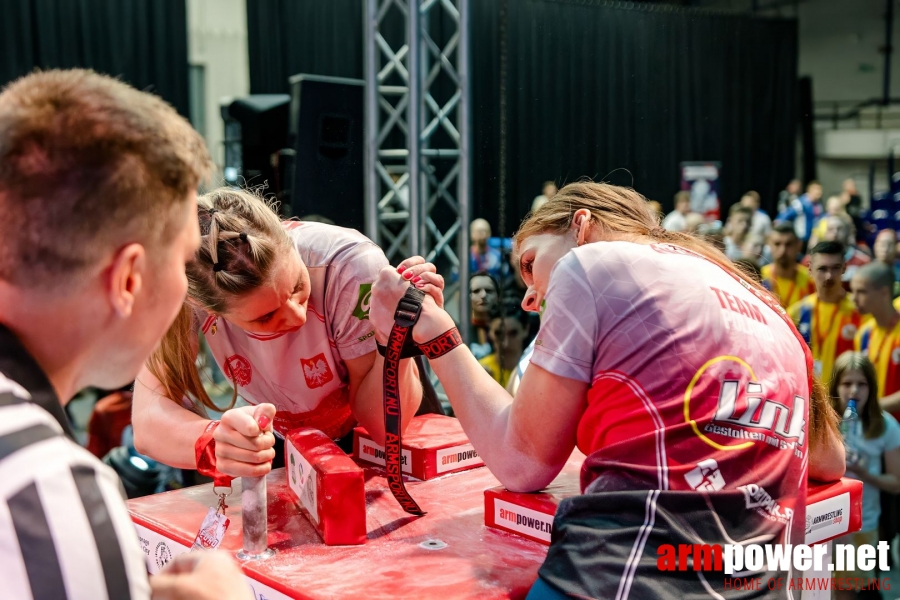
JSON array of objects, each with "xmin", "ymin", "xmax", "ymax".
[
  {"xmin": 195, "ymin": 421, "xmax": 234, "ymax": 488},
  {"xmin": 417, "ymin": 327, "xmax": 463, "ymax": 359}
]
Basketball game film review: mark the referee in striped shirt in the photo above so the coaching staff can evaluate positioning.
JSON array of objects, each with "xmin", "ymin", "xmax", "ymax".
[{"xmin": 0, "ymin": 70, "xmax": 250, "ymax": 599}]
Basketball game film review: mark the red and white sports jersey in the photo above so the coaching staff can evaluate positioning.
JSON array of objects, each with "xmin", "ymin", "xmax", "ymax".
[
  {"xmin": 195, "ymin": 222, "xmax": 388, "ymax": 439},
  {"xmin": 532, "ymin": 241, "xmax": 810, "ymax": 547}
]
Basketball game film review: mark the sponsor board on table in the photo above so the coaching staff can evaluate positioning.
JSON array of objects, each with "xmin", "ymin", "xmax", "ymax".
[
  {"xmin": 805, "ymin": 492, "xmax": 850, "ymax": 544},
  {"xmin": 135, "ymin": 523, "xmax": 294, "ymax": 600},
  {"xmin": 493, "ymin": 499, "xmax": 554, "ymax": 543},
  {"xmin": 357, "ymin": 436, "xmax": 413, "ymax": 473},
  {"xmin": 436, "ymin": 444, "xmax": 483, "ymax": 474}
]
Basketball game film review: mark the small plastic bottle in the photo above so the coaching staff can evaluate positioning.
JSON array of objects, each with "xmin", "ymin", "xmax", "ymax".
[{"xmin": 841, "ymin": 399, "xmax": 860, "ymax": 465}]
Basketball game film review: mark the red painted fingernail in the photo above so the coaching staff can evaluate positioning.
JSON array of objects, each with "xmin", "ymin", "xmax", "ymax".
[
  {"xmin": 403, "ymin": 271, "xmax": 413, "ymax": 279},
  {"xmin": 397, "ymin": 265, "xmax": 406, "ymax": 274},
  {"xmin": 416, "ymin": 282, "xmax": 425, "ymax": 288},
  {"xmin": 257, "ymin": 415, "xmax": 270, "ymax": 429},
  {"xmin": 412, "ymin": 276, "xmax": 422, "ymax": 283}
]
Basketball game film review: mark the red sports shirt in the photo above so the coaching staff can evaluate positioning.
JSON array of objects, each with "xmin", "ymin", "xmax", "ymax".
[{"xmin": 532, "ymin": 242, "xmax": 811, "ymax": 549}]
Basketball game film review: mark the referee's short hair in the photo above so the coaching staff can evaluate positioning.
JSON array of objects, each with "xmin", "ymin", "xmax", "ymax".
[
  {"xmin": 0, "ymin": 69, "xmax": 213, "ymax": 289},
  {"xmin": 855, "ymin": 261, "xmax": 894, "ymax": 291}
]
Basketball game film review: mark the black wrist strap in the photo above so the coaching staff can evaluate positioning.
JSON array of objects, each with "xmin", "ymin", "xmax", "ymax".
[
  {"xmin": 376, "ymin": 337, "xmax": 422, "ymax": 358},
  {"xmin": 382, "ymin": 287, "xmax": 426, "ymax": 516}
]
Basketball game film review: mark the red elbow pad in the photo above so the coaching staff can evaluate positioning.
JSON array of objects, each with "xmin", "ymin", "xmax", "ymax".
[{"xmin": 195, "ymin": 421, "xmax": 234, "ymax": 488}]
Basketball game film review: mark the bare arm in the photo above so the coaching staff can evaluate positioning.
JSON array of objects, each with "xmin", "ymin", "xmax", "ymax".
[
  {"xmin": 806, "ymin": 375, "xmax": 845, "ymax": 482},
  {"xmin": 807, "ymin": 418, "xmax": 846, "ymax": 482},
  {"xmin": 371, "ymin": 264, "xmax": 584, "ymax": 491},
  {"xmin": 428, "ymin": 345, "xmax": 584, "ymax": 492},
  {"xmin": 346, "ymin": 350, "xmax": 421, "ymax": 446},
  {"xmin": 133, "ymin": 365, "xmax": 210, "ymax": 468}
]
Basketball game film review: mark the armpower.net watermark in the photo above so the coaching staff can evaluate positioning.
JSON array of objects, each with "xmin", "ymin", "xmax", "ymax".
[{"xmin": 657, "ymin": 542, "xmax": 892, "ymax": 591}]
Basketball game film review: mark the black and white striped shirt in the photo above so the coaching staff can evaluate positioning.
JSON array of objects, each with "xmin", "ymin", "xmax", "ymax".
[{"xmin": 0, "ymin": 325, "xmax": 149, "ymax": 599}]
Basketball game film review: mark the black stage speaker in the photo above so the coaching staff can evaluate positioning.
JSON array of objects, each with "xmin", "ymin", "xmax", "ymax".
[
  {"xmin": 225, "ymin": 95, "xmax": 291, "ymax": 194},
  {"xmin": 289, "ymin": 75, "xmax": 365, "ymax": 229}
]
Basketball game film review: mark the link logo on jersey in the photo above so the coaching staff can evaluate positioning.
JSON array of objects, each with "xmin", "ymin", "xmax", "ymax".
[
  {"xmin": 224, "ymin": 355, "xmax": 252, "ymax": 386},
  {"xmin": 353, "ymin": 283, "xmax": 373, "ymax": 320},
  {"xmin": 685, "ymin": 355, "xmax": 807, "ymax": 456},
  {"xmin": 300, "ymin": 353, "xmax": 334, "ymax": 389}
]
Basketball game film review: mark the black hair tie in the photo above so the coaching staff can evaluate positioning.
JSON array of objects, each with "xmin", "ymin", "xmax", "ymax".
[
  {"xmin": 239, "ymin": 233, "xmax": 248, "ymax": 243},
  {"xmin": 212, "ymin": 262, "xmax": 223, "ymax": 272}
]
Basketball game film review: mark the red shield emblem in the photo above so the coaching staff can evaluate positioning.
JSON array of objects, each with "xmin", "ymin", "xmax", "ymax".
[
  {"xmin": 224, "ymin": 355, "xmax": 252, "ymax": 386},
  {"xmin": 300, "ymin": 353, "xmax": 334, "ymax": 389}
]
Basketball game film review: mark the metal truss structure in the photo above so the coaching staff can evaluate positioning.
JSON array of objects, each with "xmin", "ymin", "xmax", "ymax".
[{"xmin": 364, "ymin": 0, "xmax": 471, "ymax": 336}]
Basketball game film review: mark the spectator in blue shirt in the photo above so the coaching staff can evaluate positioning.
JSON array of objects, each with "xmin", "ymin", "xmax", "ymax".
[
  {"xmin": 470, "ymin": 218, "xmax": 503, "ymax": 279},
  {"xmin": 776, "ymin": 180, "xmax": 823, "ymax": 243}
]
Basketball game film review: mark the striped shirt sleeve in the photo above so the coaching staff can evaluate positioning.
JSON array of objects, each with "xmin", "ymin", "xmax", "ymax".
[{"xmin": 0, "ymin": 384, "xmax": 150, "ymax": 600}]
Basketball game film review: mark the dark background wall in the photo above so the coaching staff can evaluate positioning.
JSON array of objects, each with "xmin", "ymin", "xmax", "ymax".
[
  {"xmin": 247, "ymin": 1, "xmax": 798, "ymax": 236},
  {"xmin": 0, "ymin": 0, "xmax": 190, "ymax": 117},
  {"xmin": 484, "ymin": 1, "xmax": 798, "ymax": 232}
]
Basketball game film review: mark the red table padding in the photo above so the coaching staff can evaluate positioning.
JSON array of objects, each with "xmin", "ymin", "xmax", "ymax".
[
  {"xmin": 129, "ymin": 449, "xmax": 862, "ymax": 600},
  {"xmin": 129, "ymin": 464, "xmax": 550, "ymax": 599}
]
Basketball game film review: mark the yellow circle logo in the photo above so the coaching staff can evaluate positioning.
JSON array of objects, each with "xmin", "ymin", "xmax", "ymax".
[{"xmin": 684, "ymin": 355, "xmax": 757, "ymax": 451}]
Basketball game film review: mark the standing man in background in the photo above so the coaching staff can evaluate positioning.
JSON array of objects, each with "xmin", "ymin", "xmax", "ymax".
[
  {"xmin": 789, "ymin": 242, "xmax": 861, "ymax": 384},
  {"xmin": 469, "ymin": 218, "xmax": 503, "ymax": 280},
  {"xmin": 762, "ymin": 223, "xmax": 815, "ymax": 309},
  {"xmin": 740, "ymin": 190, "xmax": 772, "ymax": 237},
  {"xmin": 661, "ymin": 190, "xmax": 693, "ymax": 232},
  {"xmin": 723, "ymin": 204, "xmax": 753, "ymax": 261},
  {"xmin": 777, "ymin": 180, "xmax": 823, "ymax": 244},
  {"xmin": 850, "ymin": 261, "xmax": 900, "ymax": 576},
  {"xmin": 804, "ymin": 215, "xmax": 870, "ymax": 288},
  {"xmin": 853, "ymin": 263, "xmax": 900, "ymax": 419},
  {"xmin": 530, "ymin": 181, "xmax": 558, "ymax": 212},
  {"xmin": 778, "ymin": 178, "xmax": 802, "ymax": 214},
  {"xmin": 874, "ymin": 229, "xmax": 900, "ymax": 294}
]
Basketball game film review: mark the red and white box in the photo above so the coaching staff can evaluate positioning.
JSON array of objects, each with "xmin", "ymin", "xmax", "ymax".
[
  {"xmin": 353, "ymin": 414, "xmax": 484, "ymax": 480},
  {"xmin": 804, "ymin": 478, "xmax": 863, "ymax": 544},
  {"xmin": 484, "ymin": 470, "xmax": 579, "ymax": 545},
  {"xmin": 285, "ymin": 428, "xmax": 366, "ymax": 545}
]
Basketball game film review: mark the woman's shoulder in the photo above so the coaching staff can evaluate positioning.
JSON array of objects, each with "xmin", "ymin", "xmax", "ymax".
[
  {"xmin": 283, "ymin": 221, "xmax": 382, "ymax": 268},
  {"xmin": 871, "ymin": 412, "xmax": 900, "ymax": 449},
  {"xmin": 882, "ymin": 412, "xmax": 900, "ymax": 433}
]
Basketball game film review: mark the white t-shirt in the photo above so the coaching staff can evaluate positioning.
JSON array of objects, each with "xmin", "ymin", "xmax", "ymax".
[
  {"xmin": 195, "ymin": 221, "xmax": 388, "ymax": 439},
  {"xmin": 661, "ymin": 210, "xmax": 687, "ymax": 232},
  {"xmin": 750, "ymin": 210, "xmax": 773, "ymax": 238},
  {"xmin": 845, "ymin": 412, "xmax": 900, "ymax": 531}
]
